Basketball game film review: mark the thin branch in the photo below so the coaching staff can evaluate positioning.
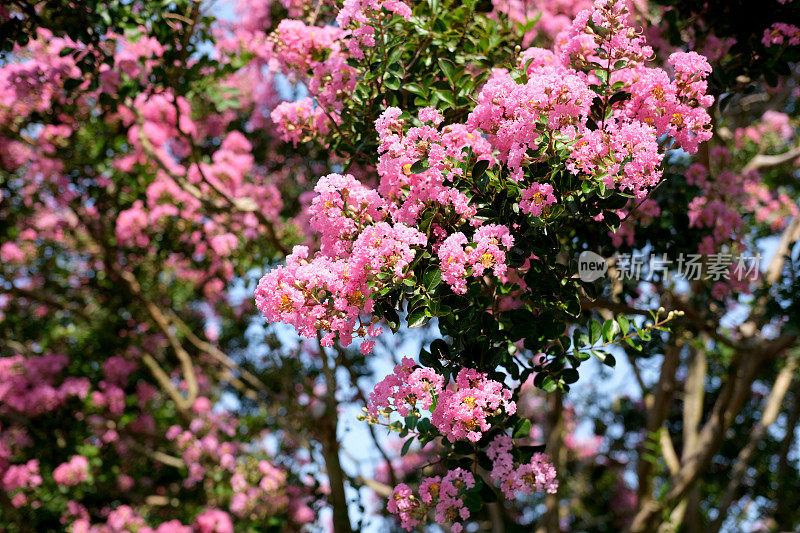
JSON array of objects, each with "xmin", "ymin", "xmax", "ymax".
[
  {"xmin": 165, "ymin": 309, "xmax": 267, "ymax": 395},
  {"xmin": 355, "ymin": 476, "xmax": 392, "ymax": 498},
  {"xmin": 120, "ymin": 271, "xmax": 199, "ymax": 406},
  {"xmin": 742, "ymin": 145, "xmax": 800, "ymax": 173},
  {"xmin": 141, "ymin": 353, "xmax": 191, "ymax": 413},
  {"xmin": 660, "ymin": 429, "xmax": 681, "ymax": 476},
  {"xmin": 136, "ymin": 112, "xmax": 289, "ymax": 255}
]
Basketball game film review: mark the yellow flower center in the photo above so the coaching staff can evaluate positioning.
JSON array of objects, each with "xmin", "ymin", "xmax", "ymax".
[
  {"xmin": 279, "ymin": 295, "xmax": 293, "ymax": 312},
  {"xmin": 651, "ymin": 86, "xmax": 665, "ymax": 100}
]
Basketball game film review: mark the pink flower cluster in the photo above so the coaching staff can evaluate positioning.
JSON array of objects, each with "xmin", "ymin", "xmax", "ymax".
[
  {"xmin": 369, "ymin": 364, "xmax": 516, "ymax": 443},
  {"xmin": 267, "ymin": 20, "xmax": 356, "ymax": 114},
  {"xmin": 109, "ymin": 88, "xmax": 285, "ymax": 301},
  {"xmin": 2, "ymin": 460, "xmax": 42, "ymax": 508},
  {"xmin": 368, "ymin": 357, "xmax": 443, "ymax": 417},
  {"xmin": 336, "ymin": 0, "xmax": 413, "ymax": 59},
  {"xmin": 52, "ymin": 455, "xmax": 90, "ymax": 486},
  {"xmin": 432, "ymin": 368, "xmax": 517, "ymax": 443},
  {"xmin": 270, "ymin": 97, "xmax": 331, "ymax": 147},
  {"xmin": 388, "ymin": 468, "xmax": 476, "ymax": 532},
  {"xmin": 520, "ymin": 182, "xmax": 557, "ymax": 217},
  {"xmin": 308, "ymin": 173, "xmax": 387, "ymax": 257},
  {"xmin": 615, "ymin": 52, "xmax": 714, "ymax": 154},
  {"xmin": 0, "ymin": 29, "xmax": 81, "ymax": 121},
  {"xmin": 376, "ymin": 107, "xmax": 493, "ymax": 224},
  {"xmin": 67, "ymin": 504, "xmax": 199, "ymax": 533},
  {"xmin": 256, "ymin": 222, "xmax": 425, "ymax": 352},
  {"xmin": 256, "ymin": 108, "xmax": 507, "ymax": 353},
  {"xmin": 486, "ymin": 434, "xmax": 558, "ymax": 498},
  {"xmin": 468, "ymin": 66, "xmax": 595, "ymax": 180},
  {"xmin": 0, "ymin": 354, "xmax": 90, "ymax": 416},
  {"xmin": 438, "ymin": 224, "xmax": 515, "ymax": 294},
  {"xmin": 762, "ymin": 23, "xmax": 800, "ymax": 47},
  {"xmin": 468, "ymin": 0, "xmax": 713, "ymax": 198},
  {"xmin": 492, "ymin": 0, "xmax": 593, "ymax": 45},
  {"xmin": 163, "ymin": 401, "xmax": 312, "ymax": 524},
  {"xmin": 556, "ymin": 0, "xmax": 653, "ymax": 69},
  {"xmin": 735, "ymin": 110, "xmax": 794, "ymax": 148},
  {"xmin": 0, "ymin": 241, "xmax": 27, "ymax": 263},
  {"xmin": 568, "ymin": 121, "xmax": 663, "ymax": 197},
  {"xmin": 228, "ymin": 461, "xmax": 290, "ymax": 520},
  {"xmin": 193, "ymin": 509, "xmax": 234, "ymax": 533},
  {"xmin": 166, "ymin": 399, "xmax": 239, "ymax": 489},
  {"xmin": 690, "ymin": 146, "xmax": 798, "ymax": 243}
]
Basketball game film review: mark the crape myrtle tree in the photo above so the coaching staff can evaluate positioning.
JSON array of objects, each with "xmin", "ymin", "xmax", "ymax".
[{"xmin": 0, "ymin": 0, "xmax": 798, "ymax": 532}]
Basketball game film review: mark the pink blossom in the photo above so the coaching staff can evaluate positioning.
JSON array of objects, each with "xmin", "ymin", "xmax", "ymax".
[
  {"xmin": 487, "ymin": 434, "xmax": 558, "ymax": 497},
  {"xmin": 0, "ymin": 242, "xmax": 26, "ymax": 263},
  {"xmin": 194, "ymin": 509, "xmax": 234, "ymax": 533},
  {"xmin": 387, "ymin": 468, "xmax": 476, "ymax": 531},
  {"xmin": 52, "ymin": 455, "xmax": 90, "ymax": 486},
  {"xmin": 762, "ymin": 23, "xmax": 800, "ymax": 47},
  {"xmin": 368, "ymin": 358, "xmax": 444, "ymax": 417},
  {"xmin": 271, "ymin": 98, "xmax": 331, "ymax": 146},
  {"xmin": 431, "ymin": 368, "xmax": 516, "ymax": 443},
  {"xmin": 520, "ymin": 182, "xmax": 557, "ymax": 216}
]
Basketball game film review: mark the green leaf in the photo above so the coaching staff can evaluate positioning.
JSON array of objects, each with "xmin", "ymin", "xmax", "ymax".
[
  {"xmin": 407, "ymin": 307, "xmax": 430, "ymax": 328},
  {"xmin": 430, "ymin": 339, "xmax": 450, "ymax": 359},
  {"xmin": 540, "ymin": 375, "xmax": 557, "ymax": 392},
  {"xmin": 472, "ymin": 159, "xmax": 490, "ymax": 181},
  {"xmin": 513, "ymin": 418, "xmax": 532, "ymax": 438},
  {"xmin": 561, "ymin": 368, "xmax": 579, "ymax": 384},
  {"xmin": 401, "ymin": 436, "xmax": 414, "ymax": 456},
  {"xmin": 602, "ymin": 319, "xmax": 619, "ymax": 342},
  {"xmin": 454, "ymin": 441, "xmax": 473, "ymax": 455},
  {"xmin": 423, "ymin": 268, "xmax": 442, "ymax": 292},
  {"xmin": 387, "ymin": 62, "xmax": 404, "ymax": 76},
  {"xmin": 625, "ymin": 336, "xmax": 642, "ymax": 351},
  {"xmin": 589, "ymin": 319, "xmax": 602, "ymax": 345},
  {"xmin": 608, "ymin": 90, "xmax": 631, "ymax": 106},
  {"xmin": 409, "ymin": 159, "xmax": 430, "ymax": 174},
  {"xmin": 383, "ymin": 307, "xmax": 401, "ymax": 331},
  {"xmin": 404, "ymin": 83, "xmax": 427, "ymax": 98},
  {"xmin": 385, "ymin": 76, "xmax": 401, "ymax": 91},
  {"xmin": 417, "ymin": 418, "xmax": 434, "ymax": 433},
  {"xmin": 479, "ymin": 480, "xmax": 498, "ymax": 502},
  {"xmin": 463, "ymin": 490, "xmax": 483, "ymax": 512},
  {"xmin": 437, "ymin": 57, "xmax": 460, "ymax": 86},
  {"xmin": 592, "ymin": 350, "xmax": 616, "ymax": 367},
  {"xmin": 435, "ymin": 89, "xmax": 456, "ymax": 106},
  {"xmin": 419, "ymin": 349, "xmax": 439, "ymax": 368}
]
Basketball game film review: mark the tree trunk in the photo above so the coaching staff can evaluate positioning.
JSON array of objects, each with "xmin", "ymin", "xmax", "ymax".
[{"xmin": 319, "ymin": 345, "xmax": 353, "ymax": 533}]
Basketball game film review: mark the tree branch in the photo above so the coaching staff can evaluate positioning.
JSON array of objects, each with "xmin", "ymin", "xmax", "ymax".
[
  {"xmin": 709, "ymin": 354, "xmax": 798, "ymax": 533},
  {"xmin": 742, "ymin": 145, "xmax": 800, "ymax": 173}
]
